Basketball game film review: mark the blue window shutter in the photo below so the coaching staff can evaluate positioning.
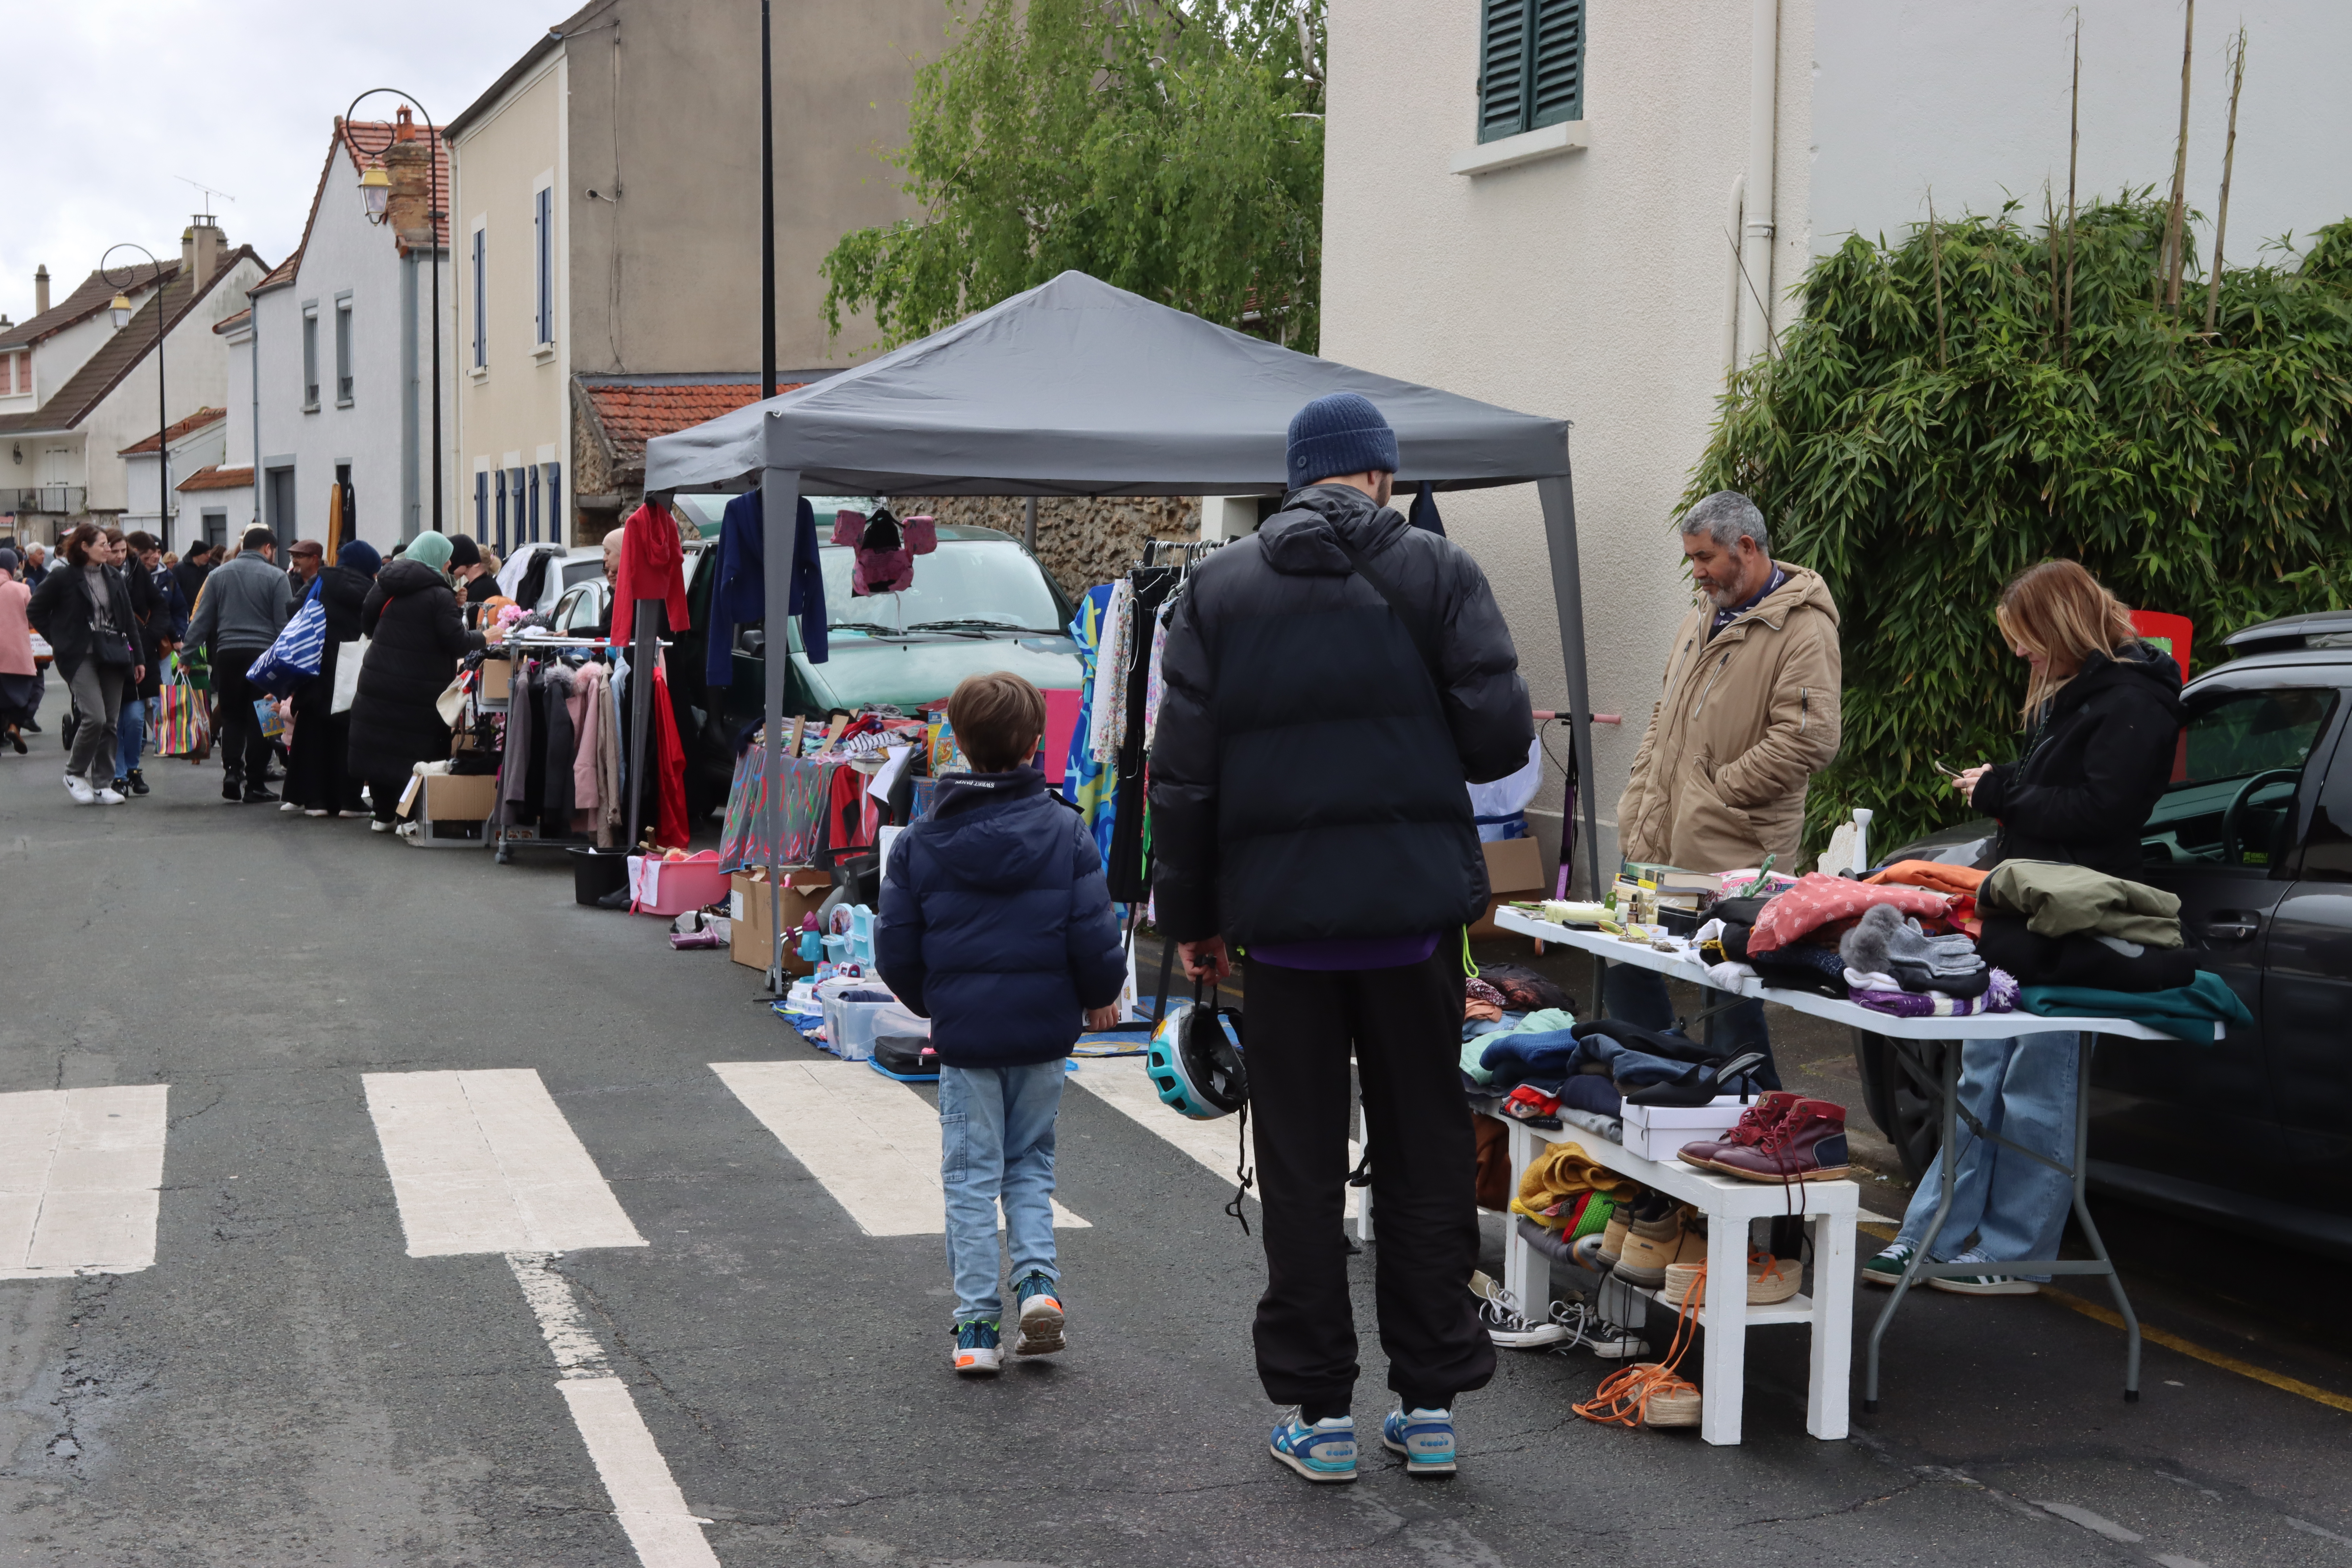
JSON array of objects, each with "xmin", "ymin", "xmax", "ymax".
[
  {"xmin": 1477, "ymin": 0, "xmax": 1529, "ymax": 143},
  {"xmin": 528, "ymin": 464, "xmax": 541, "ymax": 543},
  {"xmin": 1529, "ymin": 0, "xmax": 1585, "ymax": 130},
  {"xmin": 474, "ymin": 471, "xmax": 488, "ymax": 537},
  {"xmin": 543, "ymin": 462, "xmax": 562, "ymax": 545},
  {"xmin": 494, "ymin": 468, "xmax": 507, "ymax": 552},
  {"xmin": 471, "ymin": 229, "xmax": 486, "ymax": 367},
  {"xmin": 535, "ymin": 188, "xmax": 552, "ymax": 345}
]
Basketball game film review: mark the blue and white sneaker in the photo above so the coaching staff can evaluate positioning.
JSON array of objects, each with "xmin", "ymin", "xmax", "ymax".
[
  {"xmin": 1381, "ymin": 1405, "xmax": 1457, "ymax": 1475},
  {"xmin": 952, "ymin": 1319, "xmax": 1002, "ymax": 1375},
  {"xmin": 1268, "ymin": 1412, "xmax": 1357, "ymax": 1483},
  {"xmin": 1012, "ymin": 1271, "xmax": 1065, "ymax": 1356}
]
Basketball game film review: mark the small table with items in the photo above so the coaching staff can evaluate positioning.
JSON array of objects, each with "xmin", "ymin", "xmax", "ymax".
[{"xmin": 1492, "ymin": 906, "xmax": 2217, "ymax": 1422}]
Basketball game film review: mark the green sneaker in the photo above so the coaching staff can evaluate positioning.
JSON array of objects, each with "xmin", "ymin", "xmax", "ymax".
[
  {"xmin": 1861, "ymin": 1242, "xmax": 1915, "ymax": 1288},
  {"xmin": 1012, "ymin": 1271, "xmax": 1065, "ymax": 1356}
]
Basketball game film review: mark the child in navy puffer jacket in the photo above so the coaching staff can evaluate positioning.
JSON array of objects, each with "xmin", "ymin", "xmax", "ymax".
[{"xmin": 877, "ymin": 672, "xmax": 1127, "ymax": 1375}]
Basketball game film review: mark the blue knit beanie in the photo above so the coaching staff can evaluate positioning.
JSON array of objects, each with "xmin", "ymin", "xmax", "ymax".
[
  {"xmin": 1286, "ymin": 392, "xmax": 1398, "ymax": 489},
  {"xmin": 338, "ymin": 540, "xmax": 383, "ymax": 578}
]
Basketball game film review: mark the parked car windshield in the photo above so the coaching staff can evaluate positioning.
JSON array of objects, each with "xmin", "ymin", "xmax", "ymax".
[
  {"xmin": 2143, "ymin": 683, "xmax": 2341, "ymax": 868},
  {"xmin": 821, "ymin": 540, "xmax": 1065, "ymax": 635}
]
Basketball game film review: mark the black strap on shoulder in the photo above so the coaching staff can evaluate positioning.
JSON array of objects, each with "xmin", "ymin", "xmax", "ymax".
[{"xmin": 1330, "ymin": 530, "xmax": 1443, "ymax": 694}]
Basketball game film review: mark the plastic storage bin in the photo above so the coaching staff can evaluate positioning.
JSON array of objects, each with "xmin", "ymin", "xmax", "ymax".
[{"xmin": 821, "ymin": 988, "xmax": 910, "ymax": 1061}]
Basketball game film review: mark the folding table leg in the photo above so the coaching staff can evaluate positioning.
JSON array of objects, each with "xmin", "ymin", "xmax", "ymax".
[
  {"xmin": 1698, "ymin": 1202, "xmax": 1748, "ymax": 1445},
  {"xmin": 1806, "ymin": 1209, "xmax": 1854, "ymax": 1439},
  {"xmin": 2066, "ymin": 1035, "xmax": 2141, "ymax": 1401}
]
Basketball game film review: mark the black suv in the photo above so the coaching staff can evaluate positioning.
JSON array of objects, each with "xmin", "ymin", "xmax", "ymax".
[{"xmin": 1857, "ymin": 610, "xmax": 2352, "ymax": 1258}]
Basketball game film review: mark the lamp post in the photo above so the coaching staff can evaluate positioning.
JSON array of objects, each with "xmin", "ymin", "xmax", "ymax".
[
  {"xmin": 100, "ymin": 244, "xmax": 169, "ymax": 549},
  {"xmin": 345, "ymin": 90, "xmax": 445, "ymax": 535}
]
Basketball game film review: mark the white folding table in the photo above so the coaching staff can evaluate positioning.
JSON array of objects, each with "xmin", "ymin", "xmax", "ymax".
[{"xmin": 1492, "ymin": 906, "xmax": 2216, "ymax": 1424}]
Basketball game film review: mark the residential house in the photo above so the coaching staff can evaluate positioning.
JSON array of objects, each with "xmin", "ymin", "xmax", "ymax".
[
  {"xmin": 237, "ymin": 109, "xmax": 452, "ymax": 556},
  {"xmin": 119, "ymin": 406, "xmax": 227, "ymax": 538},
  {"xmin": 1321, "ymin": 0, "xmax": 2352, "ymax": 872},
  {"xmin": 0, "ymin": 224, "xmax": 266, "ymax": 550},
  {"xmin": 0, "ymin": 260, "xmax": 176, "ymax": 540},
  {"xmin": 446, "ymin": 0, "xmax": 944, "ymax": 550}
]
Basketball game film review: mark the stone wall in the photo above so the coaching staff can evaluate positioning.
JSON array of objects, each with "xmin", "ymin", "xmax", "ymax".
[{"xmin": 888, "ymin": 495, "xmax": 1199, "ymax": 596}]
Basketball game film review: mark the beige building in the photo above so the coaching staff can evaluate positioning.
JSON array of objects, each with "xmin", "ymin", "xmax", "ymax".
[
  {"xmin": 447, "ymin": 0, "xmax": 946, "ymax": 548},
  {"xmin": 1323, "ymin": 0, "xmax": 2352, "ymax": 872}
]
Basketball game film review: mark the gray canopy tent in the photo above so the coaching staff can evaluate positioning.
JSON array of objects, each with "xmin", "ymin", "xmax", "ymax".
[{"xmin": 643, "ymin": 270, "xmax": 1602, "ymax": 984}]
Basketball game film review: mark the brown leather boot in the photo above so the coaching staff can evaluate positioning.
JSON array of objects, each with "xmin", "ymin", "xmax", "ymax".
[
  {"xmin": 1677, "ymin": 1091, "xmax": 1800, "ymax": 1170},
  {"xmin": 1705, "ymin": 1098, "xmax": 1855, "ymax": 1183}
]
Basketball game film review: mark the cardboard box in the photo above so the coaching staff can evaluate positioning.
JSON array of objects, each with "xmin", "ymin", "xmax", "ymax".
[
  {"xmin": 1469, "ymin": 837, "xmax": 1547, "ymax": 938},
  {"xmin": 480, "ymin": 657, "xmax": 513, "ymax": 703},
  {"xmin": 1621, "ymin": 1096, "xmax": 1754, "ymax": 1162},
  {"xmin": 729, "ymin": 867, "xmax": 834, "ymax": 972},
  {"xmin": 404, "ymin": 772, "xmax": 497, "ymax": 848}
]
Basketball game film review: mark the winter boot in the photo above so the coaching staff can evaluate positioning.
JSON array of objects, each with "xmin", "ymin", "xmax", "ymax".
[
  {"xmin": 1704, "ymin": 1098, "xmax": 1856, "ymax": 1183},
  {"xmin": 1677, "ymin": 1091, "xmax": 1799, "ymax": 1170}
]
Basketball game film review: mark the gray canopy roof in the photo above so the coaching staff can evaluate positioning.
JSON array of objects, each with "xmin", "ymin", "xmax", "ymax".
[{"xmin": 642, "ymin": 271, "xmax": 1571, "ymax": 497}]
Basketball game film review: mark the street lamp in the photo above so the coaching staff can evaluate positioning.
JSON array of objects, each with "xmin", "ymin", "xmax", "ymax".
[
  {"xmin": 100, "ymin": 244, "xmax": 169, "ymax": 548},
  {"xmin": 344, "ymin": 91, "xmax": 444, "ymax": 536}
]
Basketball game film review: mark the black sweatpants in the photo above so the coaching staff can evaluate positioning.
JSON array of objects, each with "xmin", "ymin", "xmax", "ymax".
[
  {"xmin": 1242, "ymin": 949, "xmax": 1495, "ymax": 1416},
  {"xmin": 211, "ymin": 651, "xmax": 274, "ymax": 789}
]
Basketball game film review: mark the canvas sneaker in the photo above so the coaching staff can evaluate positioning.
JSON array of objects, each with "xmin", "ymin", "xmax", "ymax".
[
  {"xmin": 1585, "ymin": 1321, "xmax": 1651, "ymax": 1361},
  {"xmin": 1012, "ymin": 1272, "xmax": 1065, "ymax": 1356},
  {"xmin": 1861, "ymin": 1242, "xmax": 1916, "ymax": 1288},
  {"xmin": 1476, "ymin": 1283, "xmax": 1569, "ymax": 1350},
  {"xmin": 952, "ymin": 1319, "xmax": 1002, "ymax": 1375},
  {"xmin": 1381, "ymin": 1405, "xmax": 1457, "ymax": 1476},
  {"xmin": 1269, "ymin": 1413, "xmax": 1357, "ymax": 1483},
  {"xmin": 63, "ymin": 774, "xmax": 96, "ymax": 806}
]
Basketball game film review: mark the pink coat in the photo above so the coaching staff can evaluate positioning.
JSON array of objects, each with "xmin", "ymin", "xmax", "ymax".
[{"xmin": 0, "ymin": 580, "xmax": 34, "ymax": 677}]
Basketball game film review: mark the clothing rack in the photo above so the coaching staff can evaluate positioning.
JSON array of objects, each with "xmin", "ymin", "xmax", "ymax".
[{"xmin": 480, "ymin": 638, "xmax": 637, "ymax": 864}]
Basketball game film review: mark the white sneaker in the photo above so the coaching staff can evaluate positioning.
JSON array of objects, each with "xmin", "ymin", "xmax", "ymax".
[
  {"xmin": 279, "ymin": 801, "xmax": 301, "ymax": 812},
  {"xmin": 304, "ymin": 808, "xmax": 330, "ymax": 817},
  {"xmin": 93, "ymin": 786, "xmax": 126, "ymax": 805},
  {"xmin": 64, "ymin": 775, "xmax": 96, "ymax": 805},
  {"xmin": 369, "ymin": 818, "xmax": 393, "ymax": 833}
]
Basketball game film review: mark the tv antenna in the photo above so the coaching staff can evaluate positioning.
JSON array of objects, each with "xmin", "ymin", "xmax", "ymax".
[{"xmin": 174, "ymin": 176, "xmax": 237, "ymax": 223}]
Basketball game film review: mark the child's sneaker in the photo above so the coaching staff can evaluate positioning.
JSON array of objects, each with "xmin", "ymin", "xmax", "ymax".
[
  {"xmin": 952, "ymin": 1319, "xmax": 1002, "ymax": 1376},
  {"xmin": 1012, "ymin": 1271, "xmax": 1065, "ymax": 1357},
  {"xmin": 1381, "ymin": 1405, "xmax": 1457, "ymax": 1475},
  {"xmin": 1268, "ymin": 1412, "xmax": 1357, "ymax": 1483}
]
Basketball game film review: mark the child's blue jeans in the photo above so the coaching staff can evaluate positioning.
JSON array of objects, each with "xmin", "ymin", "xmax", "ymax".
[{"xmin": 939, "ymin": 1059, "xmax": 1065, "ymax": 1325}]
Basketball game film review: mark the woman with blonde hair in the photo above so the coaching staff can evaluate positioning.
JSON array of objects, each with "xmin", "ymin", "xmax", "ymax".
[{"xmin": 1867, "ymin": 559, "xmax": 2186, "ymax": 1297}]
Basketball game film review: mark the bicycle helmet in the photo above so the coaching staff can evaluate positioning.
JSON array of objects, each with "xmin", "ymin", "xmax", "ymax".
[{"xmin": 1146, "ymin": 996, "xmax": 1247, "ymax": 1120}]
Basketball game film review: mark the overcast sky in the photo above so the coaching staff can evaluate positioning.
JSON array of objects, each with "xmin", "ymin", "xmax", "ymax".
[{"xmin": 0, "ymin": 0, "xmax": 563, "ymax": 323}]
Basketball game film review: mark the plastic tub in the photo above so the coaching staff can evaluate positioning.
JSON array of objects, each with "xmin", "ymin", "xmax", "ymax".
[
  {"xmin": 627, "ymin": 852, "xmax": 732, "ymax": 917},
  {"xmin": 570, "ymin": 847, "xmax": 632, "ymax": 906},
  {"xmin": 821, "ymin": 988, "xmax": 907, "ymax": 1062}
]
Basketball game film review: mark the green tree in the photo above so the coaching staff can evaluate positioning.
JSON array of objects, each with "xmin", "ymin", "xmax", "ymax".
[
  {"xmin": 822, "ymin": 0, "xmax": 1326, "ymax": 351},
  {"xmin": 1685, "ymin": 199, "xmax": 2352, "ymax": 854}
]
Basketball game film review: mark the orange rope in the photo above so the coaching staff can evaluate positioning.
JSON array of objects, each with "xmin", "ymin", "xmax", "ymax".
[{"xmin": 1574, "ymin": 1265, "xmax": 1705, "ymax": 1428}]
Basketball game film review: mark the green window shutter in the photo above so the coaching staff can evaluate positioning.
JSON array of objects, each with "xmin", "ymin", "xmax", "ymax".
[
  {"xmin": 1478, "ymin": 0, "xmax": 1529, "ymax": 143},
  {"xmin": 1529, "ymin": 0, "xmax": 1585, "ymax": 129}
]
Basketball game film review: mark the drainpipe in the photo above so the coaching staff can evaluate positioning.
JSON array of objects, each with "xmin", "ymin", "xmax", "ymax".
[{"xmin": 1737, "ymin": 0, "xmax": 1780, "ymax": 365}]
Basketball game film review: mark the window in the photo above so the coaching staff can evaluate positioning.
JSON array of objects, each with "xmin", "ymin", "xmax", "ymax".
[
  {"xmin": 533, "ymin": 185, "xmax": 554, "ymax": 347},
  {"xmin": 1478, "ymin": 0, "xmax": 1585, "ymax": 144},
  {"xmin": 2143, "ymin": 683, "xmax": 2343, "ymax": 870},
  {"xmin": 493, "ymin": 467, "xmax": 508, "ymax": 552},
  {"xmin": 334, "ymin": 297, "xmax": 353, "ymax": 405},
  {"xmin": 301, "ymin": 308, "xmax": 320, "ymax": 408},
  {"xmin": 471, "ymin": 225, "xmax": 487, "ymax": 368},
  {"xmin": 267, "ymin": 465, "xmax": 297, "ymax": 544},
  {"xmin": 542, "ymin": 462, "xmax": 563, "ymax": 544},
  {"xmin": 475, "ymin": 470, "xmax": 489, "ymax": 538},
  {"xmin": 201, "ymin": 511, "xmax": 227, "ymax": 550}
]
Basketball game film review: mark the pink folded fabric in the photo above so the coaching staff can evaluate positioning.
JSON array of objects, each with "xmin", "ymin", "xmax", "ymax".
[{"xmin": 1746, "ymin": 872, "xmax": 1953, "ymax": 954}]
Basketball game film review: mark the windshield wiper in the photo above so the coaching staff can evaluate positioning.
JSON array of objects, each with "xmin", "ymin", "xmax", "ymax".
[
  {"xmin": 904, "ymin": 618, "xmax": 1066, "ymax": 636},
  {"xmin": 829, "ymin": 621, "xmax": 905, "ymax": 637}
]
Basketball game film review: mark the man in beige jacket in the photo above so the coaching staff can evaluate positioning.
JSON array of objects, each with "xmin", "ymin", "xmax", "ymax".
[{"xmin": 1610, "ymin": 491, "xmax": 1843, "ymax": 1080}]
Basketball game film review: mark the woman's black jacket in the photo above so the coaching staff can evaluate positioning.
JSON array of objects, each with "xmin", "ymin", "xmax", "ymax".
[
  {"xmin": 26, "ymin": 563, "xmax": 142, "ymax": 684},
  {"xmin": 1973, "ymin": 642, "xmax": 2187, "ymax": 881},
  {"xmin": 345, "ymin": 560, "xmax": 484, "ymax": 781}
]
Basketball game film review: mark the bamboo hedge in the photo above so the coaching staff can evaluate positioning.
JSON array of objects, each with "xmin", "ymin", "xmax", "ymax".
[{"xmin": 1683, "ymin": 197, "xmax": 2352, "ymax": 855}]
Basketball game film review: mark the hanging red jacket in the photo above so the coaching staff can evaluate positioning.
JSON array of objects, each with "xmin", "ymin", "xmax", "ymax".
[
  {"xmin": 612, "ymin": 502, "xmax": 691, "ymax": 645},
  {"xmin": 652, "ymin": 658, "xmax": 692, "ymax": 851}
]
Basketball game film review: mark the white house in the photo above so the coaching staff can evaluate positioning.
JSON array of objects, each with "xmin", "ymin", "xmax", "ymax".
[
  {"xmin": 119, "ymin": 406, "xmax": 227, "ymax": 539},
  {"xmin": 240, "ymin": 109, "xmax": 452, "ymax": 556},
  {"xmin": 0, "ymin": 237, "xmax": 260, "ymax": 549},
  {"xmin": 1321, "ymin": 0, "xmax": 2352, "ymax": 875}
]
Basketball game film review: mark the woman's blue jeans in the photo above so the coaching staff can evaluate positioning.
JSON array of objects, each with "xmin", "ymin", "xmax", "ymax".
[
  {"xmin": 117, "ymin": 695, "xmax": 146, "ymax": 779},
  {"xmin": 938, "ymin": 1060, "xmax": 1065, "ymax": 1325},
  {"xmin": 1893, "ymin": 1033, "xmax": 2079, "ymax": 1280}
]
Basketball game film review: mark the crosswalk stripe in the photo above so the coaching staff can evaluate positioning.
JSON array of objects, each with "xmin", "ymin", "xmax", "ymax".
[
  {"xmin": 0, "ymin": 1085, "xmax": 169, "ymax": 1280},
  {"xmin": 711, "ymin": 1061, "xmax": 1089, "ymax": 1236},
  {"xmin": 362, "ymin": 1069, "xmax": 645, "ymax": 1257},
  {"xmin": 1069, "ymin": 1057, "xmax": 1361, "ymax": 1218}
]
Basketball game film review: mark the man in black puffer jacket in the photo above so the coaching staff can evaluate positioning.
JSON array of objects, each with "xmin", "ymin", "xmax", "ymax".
[{"xmin": 1151, "ymin": 393, "xmax": 1532, "ymax": 1483}]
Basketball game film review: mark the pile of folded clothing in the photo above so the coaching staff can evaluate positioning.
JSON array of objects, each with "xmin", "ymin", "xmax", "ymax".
[
  {"xmin": 1475, "ymin": 1016, "xmax": 1768, "ymax": 1127},
  {"xmin": 1696, "ymin": 872, "xmax": 1970, "ymax": 1001},
  {"xmin": 1838, "ymin": 903, "xmax": 2018, "ymax": 1017},
  {"xmin": 1973, "ymin": 861, "xmax": 2252, "ymax": 1038}
]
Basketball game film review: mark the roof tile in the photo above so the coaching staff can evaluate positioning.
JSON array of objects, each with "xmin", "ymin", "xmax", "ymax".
[{"xmin": 118, "ymin": 406, "xmax": 227, "ymax": 455}]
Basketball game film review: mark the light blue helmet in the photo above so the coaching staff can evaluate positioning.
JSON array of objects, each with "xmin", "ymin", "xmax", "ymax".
[{"xmin": 1146, "ymin": 1000, "xmax": 1247, "ymax": 1120}]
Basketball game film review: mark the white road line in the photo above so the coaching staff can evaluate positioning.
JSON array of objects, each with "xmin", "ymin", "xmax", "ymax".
[
  {"xmin": 711, "ymin": 1061, "xmax": 1089, "ymax": 1236},
  {"xmin": 0, "ymin": 1085, "xmax": 169, "ymax": 1280},
  {"xmin": 509, "ymin": 1254, "xmax": 719, "ymax": 1568},
  {"xmin": 1069, "ymin": 1057, "xmax": 1361, "ymax": 1218},
  {"xmin": 362, "ymin": 1069, "xmax": 646, "ymax": 1256}
]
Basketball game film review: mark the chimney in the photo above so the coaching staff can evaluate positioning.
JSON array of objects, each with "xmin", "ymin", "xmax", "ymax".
[
  {"xmin": 187, "ymin": 217, "xmax": 226, "ymax": 283},
  {"xmin": 33, "ymin": 265, "xmax": 49, "ymax": 316},
  {"xmin": 383, "ymin": 106, "xmax": 435, "ymax": 253}
]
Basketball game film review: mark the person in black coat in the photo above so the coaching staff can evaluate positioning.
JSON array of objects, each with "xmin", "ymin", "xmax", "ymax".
[
  {"xmin": 285, "ymin": 540, "xmax": 379, "ymax": 817},
  {"xmin": 1148, "ymin": 394, "xmax": 1532, "ymax": 1475},
  {"xmin": 27, "ymin": 522, "xmax": 143, "ymax": 804},
  {"xmin": 346, "ymin": 534, "xmax": 482, "ymax": 830}
]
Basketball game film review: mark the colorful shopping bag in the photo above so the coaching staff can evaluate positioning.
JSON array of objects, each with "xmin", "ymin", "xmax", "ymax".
[{"xmin": 154, "ymin": 678, "xmax": 211, "ymax": 760}]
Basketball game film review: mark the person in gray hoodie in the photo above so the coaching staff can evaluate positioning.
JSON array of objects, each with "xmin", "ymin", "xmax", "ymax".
[{"xmin": 187, "ymin": 525, "xmax": 295, "ymax": 803}]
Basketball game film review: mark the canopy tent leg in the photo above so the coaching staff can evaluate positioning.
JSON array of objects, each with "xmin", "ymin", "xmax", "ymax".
[
  {"xmin": 1537, "ymin": 473, "xmax": 1603, "ymax": 900},
  {"xmin": 760, "ymin": 466, "xmax": 804, "ymax": 993},
  {"xmin": 1023, "ymin": 494, "xmax": 1038, "ymax": 554}
]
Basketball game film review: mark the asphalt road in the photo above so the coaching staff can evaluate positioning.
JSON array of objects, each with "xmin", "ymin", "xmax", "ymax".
[{"xmin": 4, "ymin": 703, "xmax": 2350, "ymax": 1567}]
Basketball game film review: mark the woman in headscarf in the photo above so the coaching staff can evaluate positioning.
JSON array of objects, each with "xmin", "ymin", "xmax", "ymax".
[
  {"xmin": 346, "ymin": 532, "xmax": 483, "ymax": 833},
  {"xmin": 284, "ymin": 540, "xmax": 380, "ymax": 818}
]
